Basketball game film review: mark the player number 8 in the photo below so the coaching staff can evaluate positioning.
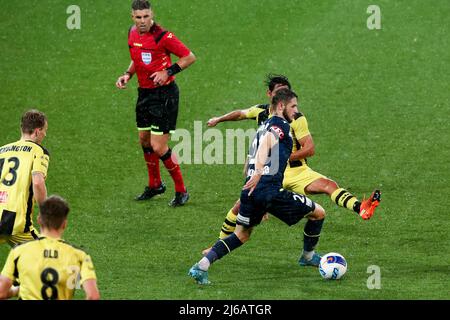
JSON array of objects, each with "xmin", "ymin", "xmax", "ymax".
[{"xmin": 40, "ymin": 267, "xmax": 59, "ymax": 300}]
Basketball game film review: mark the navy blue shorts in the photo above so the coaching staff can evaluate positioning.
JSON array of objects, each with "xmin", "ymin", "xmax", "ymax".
[{"xmin": 237, "ymin": 188, "xmax": 316, "ymax": 228}]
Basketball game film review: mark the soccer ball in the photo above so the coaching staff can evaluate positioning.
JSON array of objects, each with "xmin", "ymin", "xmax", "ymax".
[{"xmin": 319, "ymin": 252, "xmax": 347, "ymax": 280}]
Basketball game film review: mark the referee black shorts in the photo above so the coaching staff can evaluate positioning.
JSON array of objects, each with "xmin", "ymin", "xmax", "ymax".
[{"xmin": 135, "ymin": 81, "xmax": 179, "ymax": 135}]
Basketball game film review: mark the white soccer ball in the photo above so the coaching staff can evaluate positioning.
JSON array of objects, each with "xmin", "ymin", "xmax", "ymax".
[{"xmin": 319, "ymin": 252, "xmax": 347, "ymax": 280}]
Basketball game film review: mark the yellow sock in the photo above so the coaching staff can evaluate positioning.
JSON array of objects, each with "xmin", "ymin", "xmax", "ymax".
[
  {"xmin": 219, "ymin": 208, "xmax": 237, "ymax": 239},
  {"xmin": 331, "ymin": 188, "xmax": 359, "ymax": 213}
]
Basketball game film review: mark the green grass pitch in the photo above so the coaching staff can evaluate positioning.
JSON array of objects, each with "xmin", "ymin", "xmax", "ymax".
[{"xmin": 0, "ymin": 0, "xmax": 449, "ymax": 300}]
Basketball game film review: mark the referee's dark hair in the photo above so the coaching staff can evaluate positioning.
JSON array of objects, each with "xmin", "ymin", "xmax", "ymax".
[
  {"xmin": 21, "ymin": 109, "xmax": 47, "ymax": 134},
  {"xmin": 132, "ymin": 0, "xmax": 151, "ymax": 10},
  {"xmin": 270, "ymin": 88, "xmax": 298, "ymax": 113},
  {"xmin": 265, "ymin": 74, "xmax": 292, "ymax": 92},
  {"xmin": 39, "ymin": 195, "xmax": 70, "ymax": 230}
]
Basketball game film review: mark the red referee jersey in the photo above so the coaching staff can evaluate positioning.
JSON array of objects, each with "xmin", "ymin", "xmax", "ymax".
[{"xmin": 128, "ymin": 24, "xmax": 191, "ymax": 89}]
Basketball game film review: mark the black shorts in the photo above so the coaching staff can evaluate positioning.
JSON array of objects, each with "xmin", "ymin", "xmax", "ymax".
[
  {"xmin": 136, "ymin": 82, "xmax": 179, "ymax": 134},
  {"xmin": 237, "ymin": 188, "xmax": 316, "ymax": 227}
]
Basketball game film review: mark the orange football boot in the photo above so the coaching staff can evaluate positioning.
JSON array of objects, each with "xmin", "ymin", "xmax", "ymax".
[{"xmin": 359, "ymin": 190, "xmax": 381, "ymax": 220}]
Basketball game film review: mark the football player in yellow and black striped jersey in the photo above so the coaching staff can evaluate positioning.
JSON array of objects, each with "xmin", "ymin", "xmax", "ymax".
[
  {"xmin": 0, "ymin": 195, "xmax": 100, "ymax": 300},
  {"xmin": 0, "ymin": 109, "xmax": 50, "ymax": 247},
  {"xmin": 204, "ymin": 74, "xmax": 381, "ymax": 255}
]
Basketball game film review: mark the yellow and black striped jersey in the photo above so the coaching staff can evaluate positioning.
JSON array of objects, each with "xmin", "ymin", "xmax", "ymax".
[
  {"xmin": 245, "ymin": 104, "xmax": 270, "ymax": 126},
  {"xmin": 0, "ymin": 140, "xmax": 49, "ymax": 236},
  {"xmin": 1, "ymin": 236, "xmax": 97, "ymax": 300},
  {"xmin": 286, "ymin": 113, "xmax": 310, "ymax": 169}
]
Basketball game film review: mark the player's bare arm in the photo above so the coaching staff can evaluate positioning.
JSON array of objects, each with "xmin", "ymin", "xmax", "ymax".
[
  {"xmin": 289, "ymin": 134, "xmax": 315, "ymax": 161},
  {"xmin": 0, "ymin": 276, "xmax": 18, "ymax": 300},
  {"xmin": 116, "ymin": 61, "xmax": 136, "ymax": 89},
  {"xmin": 83, "ymin": 279, "xmax": 101, "ymax": 300},
  {"xmin": 207, "ymin": 108, "xmax": 250, "ymax": 127},
  {"xmin": 243, "ymin": 132, "xmax": 277, "ymax": 195},
  {"xmin": 150, "ymin": 51, "xmax": 196, "ymax": 86},
  {"xmin": 32, "ymin": 172, "xmax": 47, "ymax": 205}
]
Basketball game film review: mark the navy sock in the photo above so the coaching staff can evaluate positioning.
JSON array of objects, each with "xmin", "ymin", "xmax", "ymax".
[
  {"xmin": 303, "ymin": 218, "xmax": 325, "ymax": 252},
  {"xmin": 205, "ymin": 233, "xmax": 243, "ymax": 264}
]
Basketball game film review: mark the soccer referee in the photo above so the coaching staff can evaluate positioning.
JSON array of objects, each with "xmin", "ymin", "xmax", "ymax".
[{"xmin": 116, "ymin": 0, "xmax": 196, "ymax": 206}]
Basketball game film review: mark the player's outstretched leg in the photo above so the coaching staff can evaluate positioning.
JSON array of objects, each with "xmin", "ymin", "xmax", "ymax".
[
  {"xmin": 359, "ymin": 190, "xmax": 381, "ymax": 220},
  {"xmin": 306, "ymin": 178, "xmax": 368, "ymax": 218},
  {"xmin": 330, "ymin": 186, "xmax": 381, "ymax": 219}
]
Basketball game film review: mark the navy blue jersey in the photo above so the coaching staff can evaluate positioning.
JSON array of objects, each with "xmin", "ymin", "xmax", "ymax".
[
  {"xmin": 239, "ymin": 115, "xmax": 316, "ymax": 228},
  {"xmin": 245, "ymin": 115, "xmax": 293, "ymax": 190}
]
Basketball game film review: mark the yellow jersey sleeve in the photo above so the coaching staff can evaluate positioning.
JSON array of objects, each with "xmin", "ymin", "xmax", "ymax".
[
  {"xmin": 245, "ymin": 105, "xmax": 265, "ymax": 119},
  {"xmin": 291, "ymin": 115, "xmax": 310, "ymax": 141},
  {"xmin": 79, "ymin": 253, "xmax": 97, "ymax": 285},
  {"xmin": 1, "ymin": 248, "xmax": 18, "ymax": 282},
  {"xmin": 32, "ymin": 147, "xmax": 49, "ymax": 178}
]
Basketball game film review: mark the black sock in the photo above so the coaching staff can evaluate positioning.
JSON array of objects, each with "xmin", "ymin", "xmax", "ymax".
[
  {"xmin": 353, "ymin": 201, "xmax": 361, "ymax": 214},
  {"xmin": 303, "ymin": 218, "xmax": 325, "ymax": 252},
  {"xmin": 142, "ymin": 146, "xmax": 154, "ymax": 154},
  {"xmin": 160, "ymin": 148, "xmax": 172, "ymax": 161},
  {"xmin": 205, "ymin": 233, "xmax": 243, "ymax": 264}
]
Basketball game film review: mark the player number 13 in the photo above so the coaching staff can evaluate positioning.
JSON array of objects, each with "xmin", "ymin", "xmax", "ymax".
[{"xmin": 0, "ymin": 157, "xmax": 20, "ymax": 187}]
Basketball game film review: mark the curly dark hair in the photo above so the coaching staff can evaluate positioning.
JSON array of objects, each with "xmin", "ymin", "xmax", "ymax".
[{"xmin": 265, "ymin": 74, "xmax": 291, "ymax": 92}]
